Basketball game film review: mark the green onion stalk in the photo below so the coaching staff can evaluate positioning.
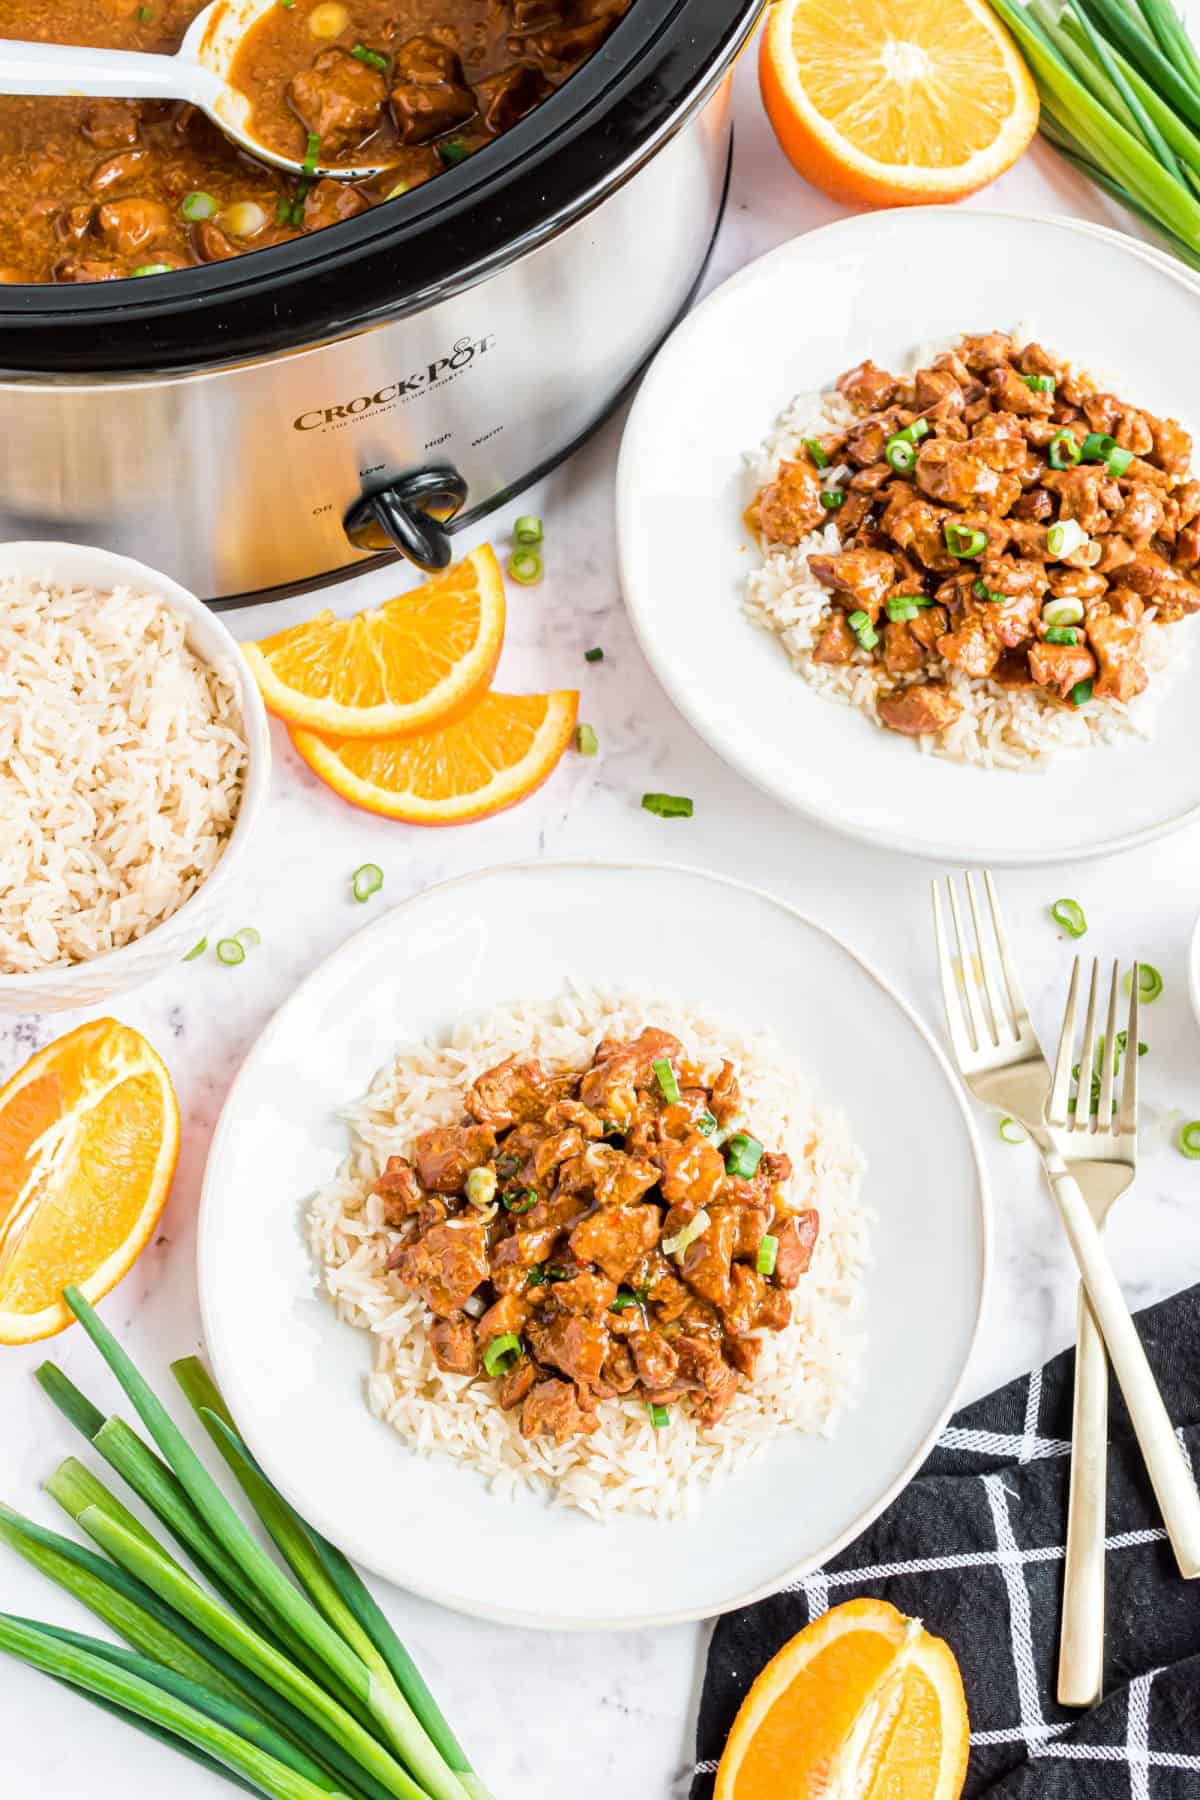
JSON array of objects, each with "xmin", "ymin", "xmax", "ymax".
[
  {"xmin": 990, "ymin": 0, "xmax": 1200, "ymax": 265},
  {"xmin": 0, "ymin": 1289, "xmax": 496, "ymax": 1800}
]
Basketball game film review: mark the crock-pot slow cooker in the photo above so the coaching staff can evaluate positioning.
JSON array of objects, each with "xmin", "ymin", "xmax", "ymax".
[{"xmin": 0, "ymin": 0, "xmax": 762, "ymax": 605}]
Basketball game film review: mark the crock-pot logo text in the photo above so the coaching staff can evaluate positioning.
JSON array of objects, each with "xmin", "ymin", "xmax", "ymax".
[{"xmin": 293, "ymin": 335, "xmax": 495, "ymax": 431}]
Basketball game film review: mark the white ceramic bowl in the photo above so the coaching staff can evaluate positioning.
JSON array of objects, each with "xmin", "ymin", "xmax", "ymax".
[{"xmin": 0, "ymin": 541, "xmax": 271, "ymax": 1013}]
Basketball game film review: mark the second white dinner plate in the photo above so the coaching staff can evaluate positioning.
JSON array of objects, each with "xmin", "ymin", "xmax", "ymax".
[
  {"xmin": 617, "ymin": 209, "xmax": 1200, "ymax": 865},
  {"xmin": 198, "ymin": 861, "xmax": 987, "ymax": 1629}
]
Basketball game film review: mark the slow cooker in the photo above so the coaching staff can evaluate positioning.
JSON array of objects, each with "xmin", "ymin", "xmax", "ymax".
[{"xmin": 0, "ymin": 0, "xmax": 763, "ymax": 605}]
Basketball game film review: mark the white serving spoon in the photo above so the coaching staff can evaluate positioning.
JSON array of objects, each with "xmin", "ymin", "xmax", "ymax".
[{"xmin": 0, "ymin": 0, "xmax": 392, "ymax": 181}]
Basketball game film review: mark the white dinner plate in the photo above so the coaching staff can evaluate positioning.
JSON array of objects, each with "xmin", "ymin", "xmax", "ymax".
[
  {"xmin": 199, "ymin": 861, "xmax": 987, "ymax": 1629},
  {"xmin": 617, "ymin": 209, "xmax": 1200, "ymax": 865}
]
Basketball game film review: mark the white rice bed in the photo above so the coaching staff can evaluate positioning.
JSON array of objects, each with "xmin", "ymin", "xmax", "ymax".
[
  {"xmin": 0, "ymin": 576, "xmax": 247, "ymax": 973},
  {"xmin": 308, "ymin": 989, "xmax": 871, "ymax": 1523},
  {"xmin": 743, "ymin": 339, "xmax": 1188, "ymax": 772}
]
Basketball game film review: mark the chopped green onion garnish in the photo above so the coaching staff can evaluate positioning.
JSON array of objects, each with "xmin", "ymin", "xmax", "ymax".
[
  {"xmin": 885, "ymin": 435, "xmax": 916, "ymax": 474},
  {"xmin": 609, "ymin": 1289, "xmax": 641, "ymax": 1312},
  {"xmin": 234, "ymin": 927, "xmax": 260, "ymax": 948},
  {"xmin": 756, "ymin": 1234, "xmax": 778, "ymax": 1276},
  {"xmin": 973, "ymin": 578, "xmax": 1004, "ymax": 603},
  {"xmin": 724, "ymin": 1133, "xmax": 764, "ymax": 1180},
  {"xmin": 647, "ymin": 1403, "xmax": 670, "ymax": 1429},
  {"xmin": 131, "ymin": 264, "xmax": 171, "ymax": 276},
  {"xmin": 1106, "ymin": 445, "xmax": 1134, "ymax": 478},
  {"xmin": 886, "ymin": 597, "xmax": 920, "ymax": 622},
  {"xmin": 494, "ymin": 1152, "xmax": 521, "ymax": 1180},
  {"xmin": 999, "ymin": 1116, "xmax": 1027, "ymax": 1144},
  {"xmin": 180, "ymin": 191, "xmax": 217, "ymax": 222},
  {"xmin": 351, "ymin": 862, "xmax": 383, "ymax": 902},
  {"xmin": 1178, "ymin": 1122, "xmax": 1200, "ymax": 1160},
  {"xmin": 709, "ymin": 1111, "xmax": 747, "ymax": 1150},
  {"xmin": 1071, "ymin": 679, "xmax": 1094, "ymax": 707},
  {"xmin": 1051, "ymin": 898, "xmax": 1088, "ymax": 938},
  {"xmin": 525, "ymin": 1266, "xmax": 547, "ymax": 1287},
  {"xmin": 892, "ymin": 419, "xmax": 931, "ymax": 446},
  {"xmin": 501, "ymin": 1188, "xmax": 537, "ymax": 1214},
  {"xmin": 802, "ymin": 438, "xmax": 831, "ymax": 469},
  {"xmin": 482, "ymin": 1334, "xmax": 522, "ymax": 1377},
  {"xmin": 945, "ymin": 523, "xmax": 987, "ymax": 558},
  {"xmin": 1022, "ymin": 373, "xmax": 1055, "ymax": 393},
  {"xmin": 465, "ymin": 1167, "xmax": 497, "ymax": 1209},
  {"xmin": 215, "ymin": 938, "xmax": 245, "ymax": 966},
  {"xmin": 1124, "ymin": 964, "xmax": 1163, "ymax": 1003},
  {"xmin": 642, "ymin": 792, "xmax": 693, "ymax": 818},
  {"xmin": 437, "ymin": 139, "xmax": 469, "ymax": 165},
  {"xmin": 1048, "ymin": 429, "xmax": 1081, "ymax": 470},
  {"xmin": 302, "ymin": 133, "xmax": 320, "ymax": 176},
  {"xmin": 652, "ymin": 1058, "xmax": 681, "ymax": 1104},
  {"xmin": 846, "ymin": 609, "xmax": 879, "ymax": 651},
  {"xmin": 1047, "ymin": 519, "xmax": 1087, "ymax": 558},
  {"xmin": 696, "ymin": 1110, "xmax": 718, "ymax": 1136},
  {"xmin": 513, "ymin": 515, "xmax": 542, "ymax": 545},
  {"xmin": 1080, "ymin": 433, "xmax": 1115, "ymax": 463},
  {"xmin": 506, "ymin": 549, "xmax": 542, "ymax": 585},
  {"xmin": 584, "ymin": 646, "xmax": 604, "ymax": 662},
  {"xmin": 1042, "ymin": 597, "xmax": 1084, "ymax": 628},
  {"xmin": 1114, "ymin": 1031, "xmax": 1148, "ymax": 1057},
  {"xmin": 819, "ymin": 490, "xmax": 845, "ymax": 511},
  {"xmin": 1044, "ymin": 625, "xmax": 1079, "ymax": 645},
  {"xmin": 575, "ymin": 723, "xmax": 598, "ymax": 756},
  {"xmin": 350, "ymin": 42, "xmax": 390, "ymax": 72},
  {"xmin": 182, "ymin": 938, "xmax": 207, "ymax": 962}
]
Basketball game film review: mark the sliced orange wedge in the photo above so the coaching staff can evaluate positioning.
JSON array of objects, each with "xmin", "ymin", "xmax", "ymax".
[
  {"xmin": 760, "ymin": 0, "xmax": 1038, "ymax": 207},
  {"xmin": 715, "ymin": 1597, "xmax": 969, "ymax": 1800},
  {"xmin": 291, "ymin": 688, "xmax": 579, "ymax": 825},
  {"xmin": 242, "ymin": 545, "xmax": 506, "ymax": 738},
  {"xmin": 0, "ymin": 1020, "xmax": 180, "ymax": 1345}
]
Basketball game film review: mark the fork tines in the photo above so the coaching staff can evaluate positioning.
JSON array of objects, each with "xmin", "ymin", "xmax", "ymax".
[
  {"xmin": 1047, "ymin": 958, "xmax": 1140, "ymax": 1136},
  {"xmin": 931, "ymin": 870, "xmax": 1029, "ymax": 1057}
]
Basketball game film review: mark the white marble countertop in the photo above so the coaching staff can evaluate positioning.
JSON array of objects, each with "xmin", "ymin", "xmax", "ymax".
[{"xmin": 6, "ymin": 30, "xmax": 1200, "ymax": 1797}]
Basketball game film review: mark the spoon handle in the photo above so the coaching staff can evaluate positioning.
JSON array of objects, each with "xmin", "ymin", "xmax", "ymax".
[{"xmin": 0, "ymin": 38, "xmax": 213, "ymax": 105}]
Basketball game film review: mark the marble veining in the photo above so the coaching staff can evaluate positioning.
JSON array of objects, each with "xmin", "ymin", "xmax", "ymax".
[{"xmin": 5, "ymin": 38, "xmax": 1200, "ymax": 1799}]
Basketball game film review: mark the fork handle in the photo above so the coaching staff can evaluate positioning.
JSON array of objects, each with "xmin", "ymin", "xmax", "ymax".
[
  {"xmin": 1040, "ymin": 1141, "xmax": 1200, "ymax": 1579},
  {"xmin": 1058, "ymin": 1285, "xmax": 1108, "ymax": 1706}
]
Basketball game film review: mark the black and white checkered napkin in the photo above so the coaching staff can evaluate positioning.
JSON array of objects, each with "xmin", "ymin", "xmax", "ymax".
[{"xmin": 691, "ymin": 1285, "xmax": 1200, "ymax": 1797}]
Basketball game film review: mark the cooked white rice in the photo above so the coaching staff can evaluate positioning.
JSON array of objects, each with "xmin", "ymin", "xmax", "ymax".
[
  {"xmin": 0, "ymin": 576, "xmax": 248, "ymax": 974},
  {"xmin": 744, "ymin": 333, "xmax": 1191, "ymax": 771},
  {"xmin": 308, "ymin": 989, "xmax": 871, "ymax": 1523}
]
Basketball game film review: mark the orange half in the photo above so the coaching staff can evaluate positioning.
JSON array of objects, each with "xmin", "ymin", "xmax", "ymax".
[
  {"xmin": 715, "ymin": 1597, "xmax": 969, "ymax": 1800},
  {"xmin": 242, "ymin": 545, "xmax": 506, "ymax": 738},
  {"xmin": 291, "ymin": 688, "xmax": 579, "ymax": 825},
  {"xmin": 760, "ymin": 0, "xmax": 1038, "ymax": 207},
  {"xmin": 0, "ymin": 1020, "xmax": 180, "ymax": 1345}
]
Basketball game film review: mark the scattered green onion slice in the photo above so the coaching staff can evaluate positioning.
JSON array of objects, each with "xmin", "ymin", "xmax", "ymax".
[
  {"xmin": 662, "ymin": 1209, "xmax": 711, "ymax": 1258},
  {"xmin": 465, "ymin": 1167, "xmax": 497, "ymax": 1209},
  {"xmin": 1124, "ymin": 965, "xmax": 1163, "ymax": 1003},
  {"xmin": 1178, "ymin": 1122, "xmax": 1200, "ymax": 1160},
  {"xmin": 132, "ymin": 264, "xmax": 172, "ymax": 276},
  {"xmin": 351, "ymin": 863, "xmax": 383, "ymax": 903},
  {"xmin": 1080, "ymin": 433, "xmax": 1115, "ymax": 463},
  {"xmin": 696, "ymin": 1110, "xmax": 718, "ymax": 1137},
  {"xmin": 1043, "ymin": 597, "xmax": 1084, "ymax": 628},
  {"xmin": 642, "ymin": 792, "xmax": 693, "ymax": 818},
  {"xmin": 609, "ymin": 1289, "xmax": 641, "ymax": 1312},
  {"xmin": 215, "ymin": 938, "xmax": 245, "ymax": 966},
  {"xmin": 647, "ymin": 1403, "xmax": 670, "ymax": 1429},
  {"xmin": 506, "ymin": 549, "xmax": 542, "ymax": 585},
  {"xmin": 999, "ymin": 1117, "xmax": 1028, "ymax": 1145},
  {"xmin": 513, "ymin": 515, "xmax": 543, "ymax": 545},
  {"xmin": 501, "ymin": 1188, "xmax": 537, "ymax": 1215},
  {"xmin": 1106, "ymin": 445, "xmax": 1134, "ymax": 478},
  {"xmin": 892, "ymin": 419, "xmax": 931, "ymax": 445},
  {"xmin": 180, "ymin": 191, "xmax": 217, "ymax": 222},
  {"xmin": 575, "ymin": 723, "xmax": 598, "ymax": 756},
  {"xmin": 482, "ymin": 1334, "xmax": 522, "ymax": 1377},
  {"xmin": 725, "ymin": 1132, "xmax": 764, "ymax": 1180},
  {"xmin": 1047, "ymin": 519, "xmax": 1087, "ymax": 558},
  {"xmin": 652, "ymin": 1058, "xmax": 681, "ymax": 1104},
  {"xmin": 182, "ymin": 938, "xmax": 207, "ymax": 962},
  {"xmin": 1051, "ymin": 898, "xmax": 1088, "ymax": 938},
  {"xmin": 820, "ymin": 490, "xmax": 845, "ymax": 511},
  {"xmin": 494, "ymin": 1152, "xmax": 521, "ymax": 1180},
  {"xmin": 350, "ymin": 42, "xmax": 390, "ymax": 72},
  {"xmin": 437, "ymin": 139, "xmax": 469, "ymax": 165},
  {"xmin": 847, "ymin": 608, "xmax": 880, "ymax": 651},
  {"xmin": 584, "ymin": 646, "xmax": 604, "ymax": 662},
  {"xmin": 234, "ymin": 927, "xmax": 260, "ymax": 948},
  {"xmin": 885, "ymin": 597, "xmax": 920, "ymax": 623},
  {"xmin": 945, "ymin": 523, "xmax": 987, "ymax": 558},
  {"xmin": 709, "ymin": 1111, "xmax": 747, "ymax": 1150},
  {"xmin": 1048, "ymin": 429, "xmax": 1081, "ymax": 470},
  {"xmin": 1071, "ymin": 679, "xmax": 1094, "ymax": 707},
  {"xmin": 1022, "ymin": 373, "xmax": 1055, "ymax": 393},
  {"xmin": 756, "ymin": 1234, "xmax": 779, "ymax": 1277},
  {"xmin": 802, "ymin": 438, "xmax": 831, "ymax": 469},
  {"xmin": 885, "ymin": 435, "xmax": 916, "ymax": 474},
  {"xmin": 973, "ymin": 578, "xmax": 1004, "ymax": 603},
  {"xmin": 1114, "ymin": 1031, "xmax": 1148, "ymax": 1059},
  {"xmin": 1044, "ymin": 625, "xmax": 1079, "ymax": 645},
  {"xmin": 301, "ymin": 133, "xmax": 320, "ymax": 176},
  {"xmin": 525, "ymin": 1266, "xmax": 547, "ymax": 1288}
]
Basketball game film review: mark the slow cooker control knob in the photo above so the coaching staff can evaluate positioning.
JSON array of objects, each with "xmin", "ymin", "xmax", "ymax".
[{"xmin": 344, "ymin": 466, "xmax": 469, "ymax": 572}]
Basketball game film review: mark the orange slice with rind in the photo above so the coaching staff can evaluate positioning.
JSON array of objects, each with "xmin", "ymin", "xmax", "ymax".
[
  {"xmin": 715, "ymin": 1597, "xmax": 969, "ymax": 1800},
  {"xmin": 0, "ymin": 1020, "xmax": 180, "ymax": 1345},
  {"xmin": 291, "ymin": 688, "xmax": 579, "ymax": 825},
  {"xmin": 242, "ymin": 545, "xmax": 506, "ymax": 738}
]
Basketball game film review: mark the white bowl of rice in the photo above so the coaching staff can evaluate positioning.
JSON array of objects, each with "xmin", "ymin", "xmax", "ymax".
[{"xmin": 0, "ymin": 541, "xmax": 270, "ymax": 1012}]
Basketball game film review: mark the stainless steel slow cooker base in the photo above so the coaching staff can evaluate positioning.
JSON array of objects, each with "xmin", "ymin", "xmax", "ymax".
[{"xmin": 0, "ymin": 94, "xmax": 732, "ymax": 605}]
